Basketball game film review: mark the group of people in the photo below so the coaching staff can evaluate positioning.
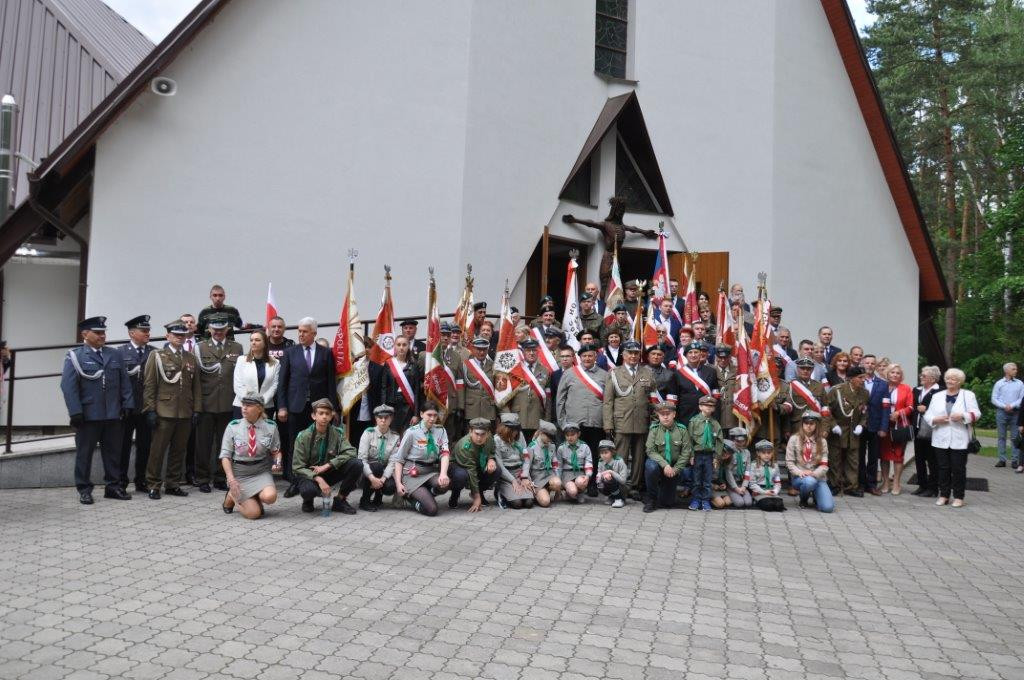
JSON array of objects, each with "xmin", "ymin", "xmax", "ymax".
[{"xmin": 60, "ymin": 281, "xmax": 994, "ymax": 516}]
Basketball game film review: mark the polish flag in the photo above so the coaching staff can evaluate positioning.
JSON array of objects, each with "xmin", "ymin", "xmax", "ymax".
[
  {"xmin": 714, "ymin": 287, "xmax": 728, "ymax": 345},
  {"xmin": 603, "ymin": 246, "xmax": 625, "ymax": 325},
  {"xmin": 265, "ymin": 283, "xmax": 279, "ymax": 330},
  {"xmin": 649, "ymin": 225, "xmax": 671, "ymax": 300},
  {"xmin": 366, "ymin": 268, "xmax": 396, "ymax": 365}
]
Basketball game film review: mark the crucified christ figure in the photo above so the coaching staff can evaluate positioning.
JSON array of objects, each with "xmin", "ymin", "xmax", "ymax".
[{"xmin": 562, "ymin": 196, "xmax": 658, "ymax": 295}]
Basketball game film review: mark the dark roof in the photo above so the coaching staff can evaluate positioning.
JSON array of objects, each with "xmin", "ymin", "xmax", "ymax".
[{"xmin": 0, "ymin": 0, "xmax": 152, "ymax": 206}]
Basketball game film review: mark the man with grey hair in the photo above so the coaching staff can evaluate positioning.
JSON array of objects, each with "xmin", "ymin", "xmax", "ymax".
[
  {"xmin": 277, "ymin": 316, "xmax": 338, "ymax": 491},
  {"xmin": 991, "ymin": 362, "xmax": 1023, "ymax": 468}
]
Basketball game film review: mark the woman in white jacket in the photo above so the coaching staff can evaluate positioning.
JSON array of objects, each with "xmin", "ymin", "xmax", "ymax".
[
  {"xmin": 923, "ymin": 367, "xmax": 981, "ymax": 508},
  {"xmin": 233, "ymin": 330, "xmax": 279, "ymax": 417}
]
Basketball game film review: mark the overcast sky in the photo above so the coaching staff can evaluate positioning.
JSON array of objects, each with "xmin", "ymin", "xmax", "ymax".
[{"xmin": 107, "ymin": 0, "xmax": 877, "ymax": 43}]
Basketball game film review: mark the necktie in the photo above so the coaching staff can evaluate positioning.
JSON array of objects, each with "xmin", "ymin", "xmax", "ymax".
[
  {"xmin": 247, "ymin": 424, "xmax": 257, "ymax": 457},
  {"xmin": 664, "ymin": 430, "xmax": 672, "ymax": 464},
  {"xmin": 305, "ymin": 346, "xmax": 312, "ymax": 371},
  {"xmin": 137, "ymin": 346, "xmax": 144, "ymax": 360},
  {"xmin": 377, "ymin": 435, "xmax": 387, "ymax": 462}
]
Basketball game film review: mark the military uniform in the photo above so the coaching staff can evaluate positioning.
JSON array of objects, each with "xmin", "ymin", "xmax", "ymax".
[
  {"xmin": 826, "ymin": 380, "xmax": 868, "ymax": 492},
  {"xmin": 579, "ymin": 310, "xmax": 603, "ymax": 337},
  {"xmin": 441, "ymin": 340, "xmax": 467, "ymax": 441},
  {"xmin": 143, "ymin": 331, "xmax": 202, "ymax": 494},
  {"xmin": 197, "ymin": 304, "xmax": 242, "ymax": 338},
  {"xmin": 601, "ymin": 319, "xmax": 632, "ymax": 344},
  {"xmin": 643, "ymin": 418, "xmax": 693, "ymax": 509},
  {"xmin": 502, "ymin": 360, "xmax": 548, "ymax": 440},
  {"xmin": 716, "ymin": 363, "xmax": 738, "ymax": 430},
  {"xmin": 219, "ymin": 416, "xmax": 280, "ymax": 500},
  {"xmin": 60, "ymin": 317, "xmax": 134, "ymax": 500},
  {"xmin": 462, "ymin": 354, "xmax": 496, "ymax": 423},
  {"xmin": 602, "ymin": 362, "xmax": 655, "ymax": 491},
  {"xmin": 117, "ymin": 317, "xmax": 153, "ymax": 491},
  {"xmin": 195, "ymin": 336, "xmax": 243, "ymax": 487},
  {"xmin": 778, "ymin": 378, "xmax": 827, "ymax": 435}
]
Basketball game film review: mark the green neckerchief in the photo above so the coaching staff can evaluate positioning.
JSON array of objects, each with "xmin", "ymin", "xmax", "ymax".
[
  {"xmin": 663, "ymin": 428, "xmax": 673, "ymax": 464},
  {"xmin": 425, "ymin": 427, "xmax": 438, "ymax": 461},
  {"xmin": 569, "ymin": 442, "xmax": 581, "ymax": 471},
  {"xmin": 477, "ymin": 443, "xmax": 487, "ymax": 471},
  {"xmin": 764, "ymin": 464, "xmax": 773, "ymax": 490},
  {"xmin": 735, "ymin": 451, "xmax": 747, "ymax": 481},
  {"xmin": 541, "ymin": 442, "xmax": 552, "ymax": 470},
  {"xmin": 376, "ymin": 431, "xmax": 388, "ymax": 463},
  {"xmin": 307, "ymin": 424, "xmax": 329, "ymax": 465},
  {"xmin": 700, "ymin": 420, "xmax": 715, "ymax": 450}
]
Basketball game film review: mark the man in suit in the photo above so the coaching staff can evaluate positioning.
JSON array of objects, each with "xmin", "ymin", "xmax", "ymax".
[
  {"xmin": 860, "ymin": 354, "xmax": 887, "ymax": 495},
  {"xmin": 118, "ymin": 315, "xmax": 153, "ymax": 493},
  {"xmin": 603, "ymin": 340, "xmax": 655, "ymax": 494},
  {"xmin": 143, "ymin": 320, "xmax": 202, "ymax": 499},
  {"xmin": 61, "ymin": 316, "xmax": 134, "ymax": 505},
  {"xmin": 675, "ymin": 342, "xmax": 719, "ymax": 425},
  {"xmin": 194, "ymin": 314, "xmax": 243, "ymax": 493},
  {"xmin": 502, "ymin": 338, "xmax": 548, "ymax": 442},
  {"xmin": 277, "ymin": 317, "xmax": 338, "ymax": 491},
  {"xmin": 548, "ymin": 347, "xmax": 576, "ymax": 408},
  {"xmin": 819, "ymin": 326, "xmax": 842, "ymax": 366}
]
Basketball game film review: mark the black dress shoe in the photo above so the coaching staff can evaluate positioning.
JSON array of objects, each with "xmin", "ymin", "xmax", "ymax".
[
  {"xmin": 448, "ymin": 495, "xmax": 459, "ymax": 509},
  {"xmin": 135, "ymin": 482, "xmax": 150, "ymax": 494},
  {"xmin": 79, "ymin": 491, "xmax": 94, "ymax": 505},
  {"xmin": 104, "ymin": 488, "xmax": 132, "ymax": 500},
  {"xmin": 925, "ymin": 489, "xmax": 939, "ymax": 497},
  {"xmin": 213, "ymin": 480, "xmax": 228, "ymax": 491},
  {"xmin": 642, "ymin": 500, "xmax": 656, "ymax": 513},
  {"xmin": 185, "ymin": 474, "xmax": 197, "ymax": 485},
  {"xmin": 911, "ymin": 487, "xmax": 926, "ymax": 496},
  {"xmin": 198, "ymin": 483, "xmax": 212, "ymax": 493},
  {"xmin": 283, "ymin": 483, "xmax": 299, "ymax": 498},
  {"xmin": 995, "ymin": 460, "xmax": 1007, "ymax": 468},
  {"xmin": 148, "ymin": 489, "xmax": 161, "ymax": 500},
  {"xmin": 222, "ymin": 492, "xmax": 234, "ymax": 514},
  {"xmin": 165, "ymin": 487, "xmax": 189, "ymax": 497},
  {"xmin": 359, "ymin": 501, "xmax": 377, "ymax": 513},
  {"xmin": 846, "ymin": 489, "xmax": 864, "ymax": 497},
  {"xmin": 301, "ymin": 498, "xmax": 315, "ymax": 513},
  {"xmin": 332, "ymin": 497, "xmax": 357, "ymax": 515}
]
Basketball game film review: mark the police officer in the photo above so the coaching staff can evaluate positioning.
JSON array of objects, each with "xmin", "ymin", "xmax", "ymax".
[
  {"xmin": 195, "ymin": 313, "xmax": 243, "ymax": 493},
  {"xmin": 603, "ymin": 340, "xmax": 655, "ymax": 494},
  {"xmin": 502, "ymin": 338, "xmax": 549, "ymax": 442},
  {"xmin": 60, "ymin": 316, "xmax": 134, "ymax": 504},
  {"xmin": 118, "ymin": 315, "xmax": 154, "ymax": 493},
  {"xmin": 463, "ymin": 337, "xmax": 496, "ymax": 424},
  {"xmin": 143, "ymin": 320, "xmax": 202, "ymax": 499}
]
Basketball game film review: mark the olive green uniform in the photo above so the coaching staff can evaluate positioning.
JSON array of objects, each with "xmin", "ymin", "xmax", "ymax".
[
  {"xmin": 603, "ymin": 364, "xmax": 655, "ymax": 491},
  {"xmin": 195, "ymin": 338, "xmax": 243, "ymax": 485},
  {"xmin": 826, "ymin": 381, "xmax": 868, "ymax": 492},
  {"xmin": 143, "ymin": 347, "xmax": 202, "ymax": 491}
]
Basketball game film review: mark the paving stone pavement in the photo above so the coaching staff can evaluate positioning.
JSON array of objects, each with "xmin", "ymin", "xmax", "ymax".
[{"xmin": 1, "ymin": 456, "xmax": 1023, "ymax": 680}]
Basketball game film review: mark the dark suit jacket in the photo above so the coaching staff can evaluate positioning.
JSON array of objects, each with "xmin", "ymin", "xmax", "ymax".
[
  {"xmin": 675, "ymin": 363, "xmax": 720, "ymax": 424},
  {"xmin": 913, "ymin": 384, "xmax": 941, "ymax": 433},
  {"xmin": 823, "ymin": 345, "xmax": 843, "ymax": 366},
  {"xmin": 864, "ymin": 376, "xmax": 889, "ymax": 433},
  {"xmin": 278, "ymin": 343, "xmax": 337, "ymax": 413}
]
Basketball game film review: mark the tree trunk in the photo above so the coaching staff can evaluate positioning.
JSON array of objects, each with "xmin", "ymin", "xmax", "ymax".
[{"xmin": 935, "ymin": 17, "xmax": 958, "ymax": 363}]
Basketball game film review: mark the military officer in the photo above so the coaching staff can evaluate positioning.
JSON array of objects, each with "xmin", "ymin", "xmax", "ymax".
[
  {"xmin": 778, "ymin": 357, "xmax": 828, "ymax": 436},
  {"xmin": 646, "ymin": 345, "xmax": 682, "ymax": 407},
  {"xmin": 715, "ymin": 344, "xmax": 738, "ymax": 430},
  {"xmin": 469, "ymin": 301, "xmax": 488, "ymax": 339},
  {"xmin": 143, "ymin": 320, "xmax": 202, "ymax": 499},
  {"xmin": 61, "ymin": 316, "xmax": 134, "ymax": 504},
  {"xmin": 502, "ymin": 338, "xmax": 549, "ymax": 442},
  {"xmin": 463, "ymin": 337, "xmax": 496, "ymax": 424},
  {"xmin": 578, "ymin": 292, "xmax": 603, "ymax": 338},
  {"xmin": 603, "ymin": 340, "xmax": 655, "ymax": 494},
  {"xmin": 440, "ymin": 322, "xmax": 467, "ymax": 441},
  {"xmin": 601, "ymin": 304, "xmax": 633, "ymax": 344},
  {"xmin": 194, "ymin": 314, "xmax": 243, "ymax": 493},
  {"xmin": 196, "ymin": 284, "xmax": 246, "ymax": 338},
  {"xmin": 118, "ymin": 314, "xmax": 154, "ymax": 493},
  {"xmin": 676, "ymin": 341, "xmax": 720, "ymax": 424},
  {"xmin": 826, "ymin": 365, "xmax": 868, "ymax": 496}
]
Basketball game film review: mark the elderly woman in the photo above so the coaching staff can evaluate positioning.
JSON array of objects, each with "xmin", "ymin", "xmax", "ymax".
[
  {"xmin": 878, "ymin": 363, "xmax": 914, "ymax": 495},
  {"xmin": 219, "ymin": 394, "xmax": 282, "ymax": 519},
  {"xmin": 493, "ymin": 413, "xmax": 535, "ymax": 509},
  {"xmin": 785, "ymin": 411, "xmax": 833, "ymax": 512},
  {"xmin": 912, "ymin": 365, "xmax": 943, "ymax": 496},
  {"xmin": 924, "ymin": 368, "xmax": 981, "ymax": 507}
]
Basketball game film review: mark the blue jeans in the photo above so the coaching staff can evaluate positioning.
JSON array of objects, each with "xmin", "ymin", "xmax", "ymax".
[
  {"xmin": 691, "ymin": 452, "xmax": 714, "ymax": 502},
  {"xmin": 995, "ymin": 408, "xmax": 1020, "ymax": 463},
  {"xmin": 644, "ymin": 459, "xmax": 680, "ymax": 506},
  {"xmin": 792, "ymin": 475, "xmax": 834, "ymax": 513}
]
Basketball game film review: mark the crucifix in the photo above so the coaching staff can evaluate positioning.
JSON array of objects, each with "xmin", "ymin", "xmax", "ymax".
[{"xmin": 562, "ymin": 196, "xmax": 658, "ymax": 294}]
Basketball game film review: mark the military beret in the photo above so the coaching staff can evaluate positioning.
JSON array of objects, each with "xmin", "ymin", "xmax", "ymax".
[
  {"xmin": 373, "ymin": 404, "xmax": 395, "ymax": 417},
  {"xmin": 613, "ymin": 303, "xmax": 628, "ymax": 313},
  {"xmin": 471, "ymin": 338, "xmax": 490, "ymax": 349},
  {"xmin": 684, "ymin": 342, "xmax": 703, "ymax": 354},
  {"xmin": 562, "ymin": 421, "xmax": 580, "ymax": 432},
  {"xmin": 78, "ymin": 316, "xmax": 107, "ymax": 332},
  {"xmin": 577, "ymin": 343, "xmax": 599, "ymax": 354},
  {"xmin": 580, "ymin": 292, "xmax": 595, "ymax": 302},
  {"xmin": 795, "ymin": 357, "xmax": 815, "ymax": 368},
  {"xmin": 240, "ymin": 392, "xmax": 264, "ymax": 406},
  {"xmin": 510, "ymin": 306, "xmax": 519, "ymax": 315},
  {"xmin": 653, "ymin": 401, "xmax": 676, "ymax": 413},
  {"xmin": 499, "ymin": 412, "xmax": 521, "ymax": 428},
  {"xmin": 399, "ymin": 319, "xmax": 417, "ymax": 328},
  {"xmin": 623, "ymin": 340, "xmax": 642, "ymax": 352},
  {"xmin": 597, "ymin": 439, "xmax": 617, "ymax": 452},
  {"xmin": 537, "ymin": 420, "xmax": 557, "ymax": 437},
  {"xmin": 801, "ymin": 410, "xmax": 822, "ymax": 421},
  {"xmin": 543, "ymin": 328, "xmax": 563, "ymax": 339},
  {"xmin": 125, "ymin": 314, "xmax": 150, "ymax": 330},
  {"xmin": 473, "ymin": 302, "xmax": 487, "ymax": 311},
  {"xmin": 754, "ymin": 439, "xmax": 774, "ymax": 451},
  {"xmin": 715, "ymin": 343, "xmax": 733, "ymax": 355},
  {"xmin": 698, "ymin": 395, "xmax": 718, "ymax": 406},
  {"xmin": 468, "ymin": 417, "xmax": 492, "ymax": 431},
  {"xmin": 646, "ymin": 344, "xmax": 664, "ymax": 353},
  {"xmin": 164, "ymin": 320, "xmax": 188, "ymax": 335},
  {"xmin": 847, "ymin": 366, "xmax": 866, "ymax": 377},
  {"xmin": 728, "ymin": 426, "xmax": 748, "ymax": 438},
  {"xmin": 207, "ymin": 313, "xmax": 231, "ymax": 330},
  {"xmin": 310, "ymin": 398, "xmax": 335, "ymax": 412},
  {"xmin": 519, "ymin": 338, "xmax": 539, "ymax": 349}
]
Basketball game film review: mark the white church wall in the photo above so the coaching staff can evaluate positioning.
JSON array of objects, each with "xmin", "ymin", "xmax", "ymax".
[{"xmin": 770, "ymin": 0, "xmax": 920, "ymax": 374}]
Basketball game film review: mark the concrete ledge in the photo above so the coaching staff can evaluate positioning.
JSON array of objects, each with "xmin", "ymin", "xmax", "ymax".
[{"xmin": 0, "ymin": 439, "xmax": 120, "ymax": 489}]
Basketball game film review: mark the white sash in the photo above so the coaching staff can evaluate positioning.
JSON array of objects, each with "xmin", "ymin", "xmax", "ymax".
[
  {"xmin": 464, "ymin": 358, "xmax": 496, "ymax": 400},
  {"xmin": 790, "ymin": 380, "xmax": 822, "ymax": 413},
  {"xmin": 387, "ymin": 358, "xmax": 416, "ymax": 409},
  {"xmin": 193, "ymin": 344, "xmax": 223, "ymax": 373},
  {"xmin": 572, "ymin": 365, "xmax": 604, "ymax": 400},
  {"xmin": 609, "ymin": 367, "xmax": 636, "ymax": 397},
  {"xmin": 678, "ymin": 365, "xmax": 711, "ymax": 395},
  {"xmin": 773, "ymin": 344, "xmax": 793, "ymax": 368}
]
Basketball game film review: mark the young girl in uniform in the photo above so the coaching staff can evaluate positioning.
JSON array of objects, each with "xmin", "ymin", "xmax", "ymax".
[
  {"xmin": 525, "ymin": 420, "xmax": 561, "ymax": 507},
  {"xmin": 557, "ymin": 422, "xmax": 592, "ymax": 503},
  {"xmin": 595, "ymin": 441, "xmax": 628, "ymax": 507},
  {"xmin": 393, "ymin": 405, "xmax": 451, "ymax": 517},
  {"xmin": 723, "ymin": 426, "xmax": 753, "ymax": 508},
  {"xmin": 748, "ymin": 439, "xmax": 786, "ymax": 512},
  {"xmin": 493, "ymin": 413, "xmax": 534, "ymax": 509}
]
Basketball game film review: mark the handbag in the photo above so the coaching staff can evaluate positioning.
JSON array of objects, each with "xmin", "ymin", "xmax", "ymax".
[
  {"xmin": 891, "ymin": 413, "xmax": 914, "ymax": 444},
  {"xmin": 966, "ymin": 423, "xmax": 982, "ymax": 454}
]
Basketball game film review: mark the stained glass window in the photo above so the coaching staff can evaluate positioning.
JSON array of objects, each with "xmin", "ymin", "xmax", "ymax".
[{"xmin": 595, "ymin": 0, "xmax": 628, "ymax": 79}]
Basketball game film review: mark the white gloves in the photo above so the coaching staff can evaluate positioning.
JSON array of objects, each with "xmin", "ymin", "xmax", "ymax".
[
  {"xmin": 832, "ymin": 425, "xmax": 842, "ymax": 435},
  {"xmin": 854, "ymin": 425, "xmax": 863, "ymax": 436}
]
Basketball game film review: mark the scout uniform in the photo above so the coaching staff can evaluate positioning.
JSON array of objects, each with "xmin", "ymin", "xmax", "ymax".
[
  {"xmin": 60, "ymin": 316, "xmax": 134, "ymax": 504},
  {"xmin": 143, "ymin": 320, "xmax": 202, "ymax": 497},
  {"xmin": 525, "ymin": 420, "xmax": 560, "ymax": 487},
  {"xmin": 557, "ymin": 423, "xmax": 593, "ymax": 485},
  {"xmin": 218, "ymin": 394, "xmax": 281, "ymax": 502},
  {"xmin": 503, "ymin": 339, "xmax": 549, "ymax": 439},
  {"xmin": 687, "ymin": 395, "xmax": 723, "ymax": 509},
  {"xmin": 715, "ymin": 345, "xmax": 738, "ymax": 430},
  {"xmin": 723, "ymin": 427, "xmax": 753, "ymax": 508},
  {"xmin": 292, "ymin": 400, "xmax": 362, "ymax": 511},
  {"xmin": 394, "ymin": 419, "xmax": 451, "ymax": 496},
  {"xmin": 595, "ymin": 440, "xmax": 629, "ymax": 505},
  {"xmin": 748, "ymin": 440, "xmax": 785, "ymax": 511},
  {"xmin": 357, "ymin": 404, "xmax": 400, "ymax": 510},
  {"xmin": 450, "ymin": 418, "xmax": 498, "ymax": 505},
  {"xmin": 785, "ymin": 412, "xmax": 832, "ymax": 511},
  {"xmin": 493, "ymin": 413, "xmax": 534, "ymax": 503},
  {"xmin": 826, "ymin": 371, "xmax": 869, "ymax": 493},
  {"xmin": 643, "ymin": 403, "xmax": 693, "ymax": 511},
  {"xmin": 118, "ymin": 314, "xmax": 153, "ymax": 492},
  {"xmin": 602, "ymin": 341, "xmax": 655, "ymax": 492},
  {"xmin": 463, "ymin": 338, "xmax": 497, "ymax": 423},
  {"xmin": 195, "ymin": 314, "xmax": 243, "ymax": 489}
]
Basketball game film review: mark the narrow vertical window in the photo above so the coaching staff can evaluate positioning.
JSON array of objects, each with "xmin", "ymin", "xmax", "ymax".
[{"xmin": 595, "ymin": 0, "xmax": 628, "ymax": 79}]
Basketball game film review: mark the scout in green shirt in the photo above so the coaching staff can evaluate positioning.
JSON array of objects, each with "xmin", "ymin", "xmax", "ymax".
[
  {"xmin": 450, "ymin": 417, "xmax": 498, "ymax": 513},
  {"xmin": 687, "ymin": 395, "xmax": 723, "ymax": 511},
  {"xmin": 643, "ymin": 402, "xmax": 693, "ymax": 513},
  {"xmin": 291, "ymin": 399, "xmax": 362, "ymax": 515}
]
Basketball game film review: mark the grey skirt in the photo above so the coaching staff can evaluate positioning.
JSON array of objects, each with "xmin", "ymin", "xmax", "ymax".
[
  {"xmin": 560, "ymin": 467, "xmax": 589, "ymax": 485},
  {"xmin": 531, "ymin": 467, "xmax": 560, "ymax": 487},
  {"xmin": 231, "ymin": 459, "xmax": 274, "ymax": 500},
  {"xmin": 400, "ymin": 462, "xmax": 440, "ymax": 495},
  {"xmin": 497, "ymin": 467, "xmax": 535, "ymax": 501}
]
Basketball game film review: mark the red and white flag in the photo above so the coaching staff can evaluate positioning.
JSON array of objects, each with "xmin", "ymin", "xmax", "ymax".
[
  {"xmin": 750, "ymin": 296, "xmax": 780, "ymax": 407},
  {"xmin": 265, "ymin": 282, "xmax": 279, "ymax": 330},
  {"xmin": 452, "ymin": 265, "xmax": 475, "ymax": 344},
  {"xmin": 650, "ymin": 225, "xmax": 671, "ymax": 300},
  {"xmin": 732, "ymin": 319, "xmax": 755, "ymax": 427},
  {"xmin": 366, "ymin": 267, "xmax": 396, "ymax": 365},
  {"xmin": 714, "ymin": 288, "xmax": 728, "ymax": 345},
  {"xmin": 603, "ymin": 247, "xmax": 625, "ymax": 325},
  {"xmin": 642, "ymin": 299, "xmax": 663, "ymax": 349},
  {"xmin": 562, "ymin": 255, "xmax": 584, "ymax": 351},
  {"xmin": 683, "ymin": 256, "xmax": 699, "ymax": 325},
  {"xmin": 531, "ymin": 327, "xmax": 559, "ymax": 373},
  {"xmin": 494, "ymin": 290, "xmax": 525, "ymax": 406},
  {"xmin": 334, "ymin": 264, "xmax": 369, "ymax": 415},
  {"xmin": 423, "ymin": 271, "xmax": 454, "ymax": 412}
]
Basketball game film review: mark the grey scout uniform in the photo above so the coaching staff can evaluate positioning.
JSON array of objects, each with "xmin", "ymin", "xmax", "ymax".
[
  {"xmin": 556, "ymin": 364, "xmax": 608, "ymax": 429},
  {"xmin": 359, "ymin": 426, "xmax": 400, "ymax": 480},
  {"xmin": 596, "ymin": 457, "xmax": 629, "ymax": 494},
  {"xmin": 394, "ymin": 423, "xmax": 450, "ymax": 495},
  {"xmin": 747, "ymin": 460, "xmax": 781, "ymax": 496},
  {"xmin": 525, "ymin": 439, "xmax": 559, "ymax": 486},
  {"xmin": 219, "ymin": 417, "xmax": 280, "ymax": 499},
  {"xmin": 462, "ymin": 356, "xmax": 496, "ymax": 422},
  {"xmin": 558, "ymin": 440, "xmax": 592, "ymax": 484},
  {"xmin": 493, "ymin": 433, "xmax": 534, "ymax": 501}
]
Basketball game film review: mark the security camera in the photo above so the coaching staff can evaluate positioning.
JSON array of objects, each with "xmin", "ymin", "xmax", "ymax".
[{"xmin": 150, "ymin": 77, "xmax": 177, "ymax": 96}]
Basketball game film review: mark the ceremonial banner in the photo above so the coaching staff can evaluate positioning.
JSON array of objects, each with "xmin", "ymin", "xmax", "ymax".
[
  {"xmin": 452, "ymin": 265, "xmax": 475, "ymax": 344},
  {"xmin": 494, "ymin": 290, "xmax": 525, "ymax": 406},
  {"xmin": 751, "ymin": 296, "xmax": 780, "ymax": 407},
  {"xmin": 715, "ymin": 288, "xmax": 728, "ymax": 345},
  {"xmin": 423, "ymin": 271, "xmax": 453, "ymax": 412},
  {"xmin": 334, "ymin": 262, "xmax": 369, "ymax": 414},
  {"xmin": 561, "ymin": 254, "xmax": 584, "ymax": 351},
  {"xmin": 732, "ymin": 319, "xmax": 755, "ymax": 427},
  {"xmin": 366, "ymin": 267, "xmax": 396, "ymax": 365},
  {"xmin": 642, "ymin": 299, "xmax": 662, "ymax": 349},
  {"xmin": 265, "ymin": 282, "xmax": 279, "ymax": 330},
  {"xmin": 603, "ymin": 246, "xmax": 625, "ymax": 325},
  {"xmin": 683, "ymin": 256, "xmax": 699, "ymax": 325},
  {"xmin": 650, "ymin": 226, "xmax": 671, "ymax": 300}
]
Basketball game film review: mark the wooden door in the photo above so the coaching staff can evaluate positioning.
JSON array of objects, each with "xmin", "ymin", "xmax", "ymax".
[{"xmin": 669, "ymin": 251, "xmax": 729, "ymax": 295}]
